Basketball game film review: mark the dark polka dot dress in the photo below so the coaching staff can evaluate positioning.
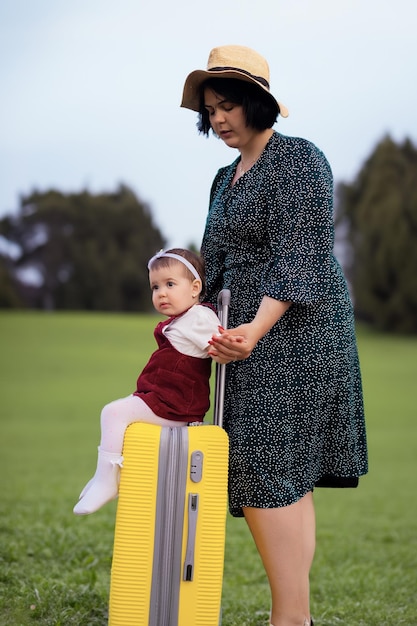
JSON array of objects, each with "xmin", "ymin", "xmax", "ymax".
[{"xmin": 201, "ymin": 131, "xmax": 368, "ymax": 518}]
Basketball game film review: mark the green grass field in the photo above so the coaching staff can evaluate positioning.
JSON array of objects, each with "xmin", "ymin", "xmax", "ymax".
[{"xmin": 1, "ymin": 312, "xmax": 416, "ymax": 625}]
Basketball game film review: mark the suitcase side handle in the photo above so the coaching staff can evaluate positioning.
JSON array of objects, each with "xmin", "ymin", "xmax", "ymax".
[
  {"xmin": 213, "ymin": 289, "xmax": 231, "ymax": 429},
  {"xmin": 183, "ymin": 493, "xmax": 199, "ymax": 581}
]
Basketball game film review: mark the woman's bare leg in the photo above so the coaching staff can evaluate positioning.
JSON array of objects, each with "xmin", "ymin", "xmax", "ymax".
[{"xmin": 243, "ymin": 491, "xmax": 315, "ymax": 626}]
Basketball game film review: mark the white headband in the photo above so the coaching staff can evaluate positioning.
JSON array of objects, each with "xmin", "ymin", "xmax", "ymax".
[{"xmin": 147, "ymin": 250, "xmax": 201, "ymax": 283}]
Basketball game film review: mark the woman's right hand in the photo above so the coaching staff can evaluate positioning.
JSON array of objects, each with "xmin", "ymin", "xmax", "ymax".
[
  {"xmin": 209, "ymin": 296, "xmax": 292, "ymax": 364},
  {"xmin": 208, "ymin": 325, "xmax": 254, "ymax": 364}
]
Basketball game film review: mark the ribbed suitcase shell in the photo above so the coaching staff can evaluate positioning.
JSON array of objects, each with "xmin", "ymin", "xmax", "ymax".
[{"xmin": 108, "ymin": 421, "xmax": 229, "ymax": 626}]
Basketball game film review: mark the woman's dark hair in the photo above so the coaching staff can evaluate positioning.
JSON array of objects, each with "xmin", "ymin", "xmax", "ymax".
[{"xmin": 197, "ymin": 77, "xmax": 279, "ymax": 136}]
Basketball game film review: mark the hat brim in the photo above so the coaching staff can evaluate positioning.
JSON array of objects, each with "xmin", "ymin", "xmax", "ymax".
[{"xmin": 180, "ymin": 68, "xmax": 289, "ymax": 118}]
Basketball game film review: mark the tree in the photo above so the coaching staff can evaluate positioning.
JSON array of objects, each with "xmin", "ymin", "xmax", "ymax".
[
  {"xmin": 0, "ymin": 185, "xmax": 165, "ymax": 311},
  {"xmin": 0, "ymin": 255, "xmax": 23, "ymax": 307},
  {"xmin": 336, "ymin": 136, "xmax": 417, "ymax": 332}
]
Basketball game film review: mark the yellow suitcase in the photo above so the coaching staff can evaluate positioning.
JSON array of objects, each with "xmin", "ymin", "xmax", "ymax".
[{"xmin": 109, "ymin": 290, "xmax": 230, "ymax": 626}]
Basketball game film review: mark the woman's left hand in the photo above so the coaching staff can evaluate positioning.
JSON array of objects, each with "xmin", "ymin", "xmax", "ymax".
[{"xmin": 208, "ymin": 324, "xmax": 257, "ymax": 364}]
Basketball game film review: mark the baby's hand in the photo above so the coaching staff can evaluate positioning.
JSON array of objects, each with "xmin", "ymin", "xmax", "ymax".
[{"xmin": 228, "ymin": 335, "xmax": 246, "ymax": 343}]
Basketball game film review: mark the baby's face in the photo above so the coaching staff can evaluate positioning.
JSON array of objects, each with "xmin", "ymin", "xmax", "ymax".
[{"xmin": 149, "ymin": 264, "xmax": 200, "ymax": 316}]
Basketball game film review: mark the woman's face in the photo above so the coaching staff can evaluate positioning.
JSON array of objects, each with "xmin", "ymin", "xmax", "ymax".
[{"xmin": 204, "ymin": 87, "xmax": 258, "ymax": 150}]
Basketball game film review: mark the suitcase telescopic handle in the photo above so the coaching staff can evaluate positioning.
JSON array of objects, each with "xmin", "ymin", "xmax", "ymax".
[{"xmin": 213, "ymin": 289, "xmax": 231, "ymax": 429}]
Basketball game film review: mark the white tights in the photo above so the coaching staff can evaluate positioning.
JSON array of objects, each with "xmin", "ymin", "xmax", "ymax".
[
  {"xmin": 73, "ymin": 395, "xmax": 188, "ymax": 514},
  {"xmin": 99, "ymin": 394, "xmax": 188, "ymax": 452}
]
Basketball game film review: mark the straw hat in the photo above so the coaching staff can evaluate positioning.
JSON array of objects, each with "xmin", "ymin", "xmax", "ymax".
[{"xmin": 181, "ymin": 45, "xmax": 288, "ymax": 118}]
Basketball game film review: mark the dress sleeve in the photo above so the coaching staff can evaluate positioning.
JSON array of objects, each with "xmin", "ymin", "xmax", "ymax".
[
  {"xmin": 201, "ymin": 166, "xmax": 234, "ymax": 307},
  {"xmin": 261, "ymin": 139, "xmax": 335, "ymax": 303}
]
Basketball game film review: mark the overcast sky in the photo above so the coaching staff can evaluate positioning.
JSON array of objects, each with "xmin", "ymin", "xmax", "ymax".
[{"xmin": 1, "ymin": 0, "xmax": 416, "ymax": 249}]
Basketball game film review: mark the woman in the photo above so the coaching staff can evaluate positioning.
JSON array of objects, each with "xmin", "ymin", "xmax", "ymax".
[{"xmin": 181, "ymin": 45, "xmax": 368, "ymax": 626}]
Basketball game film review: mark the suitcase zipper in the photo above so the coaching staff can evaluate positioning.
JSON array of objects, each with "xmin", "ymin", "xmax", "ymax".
[{"xmin": 149, "ymin": 427, "xmax": 188, "ymax": 626}]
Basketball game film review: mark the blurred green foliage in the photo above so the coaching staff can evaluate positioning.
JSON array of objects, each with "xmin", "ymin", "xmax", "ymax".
[
  {"xmin": 0, "ymin": 184, "xmax": 165, "ymax": 311},
  {"xmin": 337, "ymin": 135, "xmax": 417, "ymax": 332}
]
